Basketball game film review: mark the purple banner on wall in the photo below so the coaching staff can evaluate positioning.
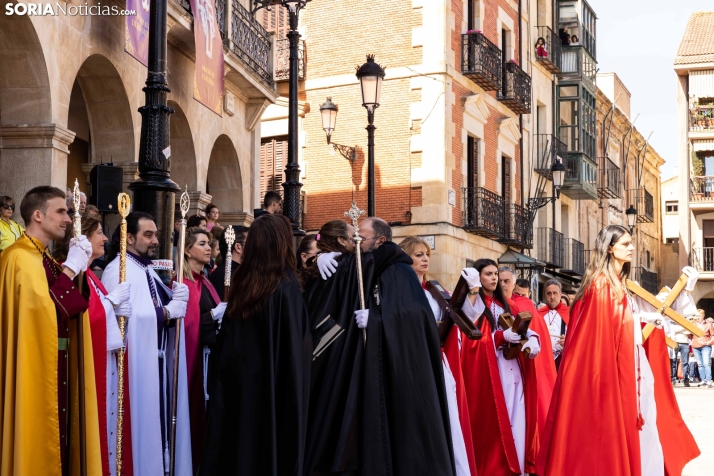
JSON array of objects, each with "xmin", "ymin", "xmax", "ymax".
[
  {"xmin": 125, "ymin": 0, "xmax": 150, "ymax": 67},
  {"xmin": 190, "ymin": 0, "xmax": 225, "ymax": 116}
]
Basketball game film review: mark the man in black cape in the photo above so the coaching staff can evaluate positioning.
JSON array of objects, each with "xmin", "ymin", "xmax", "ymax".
[{"xmin": 312, "ymin": 217, "xmax": 455, "ymax": 476}]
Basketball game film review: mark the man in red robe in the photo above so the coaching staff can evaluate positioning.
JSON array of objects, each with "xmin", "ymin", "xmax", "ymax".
[{"xmin": 537, "ymin": 279, "xmax": 570, "ymax": 371}]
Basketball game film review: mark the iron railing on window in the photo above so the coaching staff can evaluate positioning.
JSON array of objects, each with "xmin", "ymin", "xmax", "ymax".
[
  {"xmin": 499, "ymin": 62, "xmax": 532, "ymax": 115},
  {"xmin": 631, "ymin": 266, "xmax": 658, "ymax": 295},
  {"xmin": 535, "ymin": 26, "xmax": 562, "ymax": 73},
  {"xmin": 275, "ymin": 38, "xmax": 305, "ymax": 81},
  {"xmin": 562, "ymin": 238, "xmax": 585, "ymax": 275},
  {"xmin": 537, "ymin": 227, "xmax": 564, "ymax": 268},
  {"xmin": 462, "ymin": 187, "xmax": 505, "ymax": 240},
  {"xmin": 534, "ymin": 134, "xmax": 567, "ymax": 179},
  {"xmin": 562, "ymin": 153, "xmax": 598, "ymax": 200},
  {"xmin": 500, "ymin": 203, "xmax": 533, "ymax": 249},
  {"xmin": 690, "ymin": 176, "xmax": 714, "ymax": 202},
  {"xmin": 627, "ymin": 188, "xmax": 654, "ymax": 223},
  {"xmin": 597, "ymin": 156, "xmax": 621, "ymax": 199},
  {"xmin": 216, "ymin": 0, "xmax": 226, "ymax": 39},
  {"xmin": 461, "ymin": 32, "xmax": 502, "ymax": 91},
  {"xmin": 231, "ymin": 0, "xmax": 272, "ymax": 84}
]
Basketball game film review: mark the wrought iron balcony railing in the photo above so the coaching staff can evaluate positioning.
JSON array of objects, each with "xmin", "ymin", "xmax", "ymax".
[
  {"xmin": 534, "ymin": 134, "xmax": 567, "ymax": 180},
  {"xmin": 462, "ymin": 187, "xmax": 505, "ymax": 239},
  {"xmin": 535, "ymin": 26, "xmax": 562, "ymax": 73},
  {"xmin": 231, "ymin": 0, "xmax": 272, "ymax": 85},
  {"xmin": 597, "ymin": 156, "xmax": 621, "ymax": 199},
  {"xmin": 559, "ymin": 46, "xmax": 596, "ymax": 93},
  {"xmin": 561, "ymin": 153, "xmax": 598, "ymax": 200},
  {"xmin": 500, "ymin": 203, "xmax": 533, "ymax": 249},
  {"xmin": 690, "ymin": 176, "xmax": 714, "ymax": 202},
  {"xmin": 562, "ymin": 238, "xmax": 585, "ymax": 275},
  {"xmin": 631, "ymin": 266, "xmax": 658, "ymax": 295},
  {"xmin": 537, "ymin": 227, "xmax": 564, "ymax": 268},
  {"xmin": 694, "ymin": 247, "xmax": 714, "ymax": 273},
  {"xmin": 461, "ymin": 32, "xmax": 502, "ymax": 91},
  {"xmin": 275, "ymin": 37, "xmax": 305, "ymax": 81},
  {"xmin": 499, "ymin": 62, "xmax": 532, "ymax": 114},
  {"xmin": 627, "ymin": 188, "xmax": 654, "ymax": 223}
]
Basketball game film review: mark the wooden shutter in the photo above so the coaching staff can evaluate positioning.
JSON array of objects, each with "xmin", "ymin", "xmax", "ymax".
[
  {"xmin": 467, "ymin": 136, "xmax": 479, "ymax": 189},
  {"xmin": 260, "ymin": 136, "xmax": 288, "ymax": 197},
  {"xmin": 704, "ymin": 220, "xmax": 714, "ymax": 238},
  {"xmin": 502, "ymin": 155, "xmax": 512, "ymax": 204},
  {"xmin": 256, "ymin": 4, "xmax": 289, "ymax": 38}
]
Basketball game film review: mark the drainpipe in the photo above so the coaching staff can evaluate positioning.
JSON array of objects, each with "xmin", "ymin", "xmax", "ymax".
[{"xmin": 518, "ymin": 0, "xmax": 525, "ymax": 242}]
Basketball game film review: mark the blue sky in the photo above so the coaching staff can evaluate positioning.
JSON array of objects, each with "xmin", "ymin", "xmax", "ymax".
[{"xmin": 594, "ymin": 0, "xmax": 713, "ymax": 179}]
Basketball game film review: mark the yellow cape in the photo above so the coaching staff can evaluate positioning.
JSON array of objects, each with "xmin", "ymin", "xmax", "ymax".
[{"xmin": 0, "ymin": 235, "xmax": 102, "ymax": 476}]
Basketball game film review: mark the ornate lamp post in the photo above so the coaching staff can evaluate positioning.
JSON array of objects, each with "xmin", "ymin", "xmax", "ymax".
[
  {"xmin": 254, "ymin": 0, "xmax": 310, "ymax": 233},
  {"xmin": 356, "ymin": 55, "xmax": 385, "ymax": 217},
  {"xmin": 129, "ymin": 0, "xmax": 179, "ymax": 282}
]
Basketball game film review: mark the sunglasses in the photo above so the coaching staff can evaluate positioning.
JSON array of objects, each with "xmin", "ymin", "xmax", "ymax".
[{"xmin": 1, "ymin": 204, "xmax": 15, "ymax": 210}]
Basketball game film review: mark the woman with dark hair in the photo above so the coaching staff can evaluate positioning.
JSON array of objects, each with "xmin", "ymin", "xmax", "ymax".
[
  {"xmin": 204, "ymin": 203, "xmax": 224, "ymax": 235},
  {"xmin": 187, "ymin": 214, "xmax": 208, "ymax": 230},
  {"xmin": 459, "ymin": 259, "xmax": 540, "ymax": 476},
  {"xmin": 535, "ymin": 37, "xmax": 547, "ymax": 57},
  {"xmin": 538, "ymin": 225, "xmax": 700, "ymax": 476},
  {"xmin": 296, "ymin": 233, "xmax": 318, "ymax": 271},
  {"xmin": 200, "ymin": 213, "xmax": 311, "ymax": 476}
]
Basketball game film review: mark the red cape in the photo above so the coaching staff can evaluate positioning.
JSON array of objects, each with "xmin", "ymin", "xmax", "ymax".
[
  {"xmin": 514, "ymin": 295, "xmax": 557, "ymax": 441},
  {"xmin": 642, "ymin": 328, "xmax": 700, "ymax": 475},
  {"xmin": 461, "ymin": 298, "xmax": 538, "ymax": 475},
  {"xmin": 86, "ymin": 270, "xmax": 133, "ymax": 476},
  {"xmin": 538, "ymin": 277, "xmax": 641, "ymax": 476}
]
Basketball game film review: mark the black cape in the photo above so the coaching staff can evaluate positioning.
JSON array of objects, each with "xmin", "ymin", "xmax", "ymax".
[
  {"xmin": 199, "ymin": 271, "xmax": 312, "ymax": 476},
  {"xmin": 362, "ymin": 242, "xmax": 455, "ymax": 476},
  {"xmin": 303, "ymin": 252, "xmax": 374, "ymax": 475}
]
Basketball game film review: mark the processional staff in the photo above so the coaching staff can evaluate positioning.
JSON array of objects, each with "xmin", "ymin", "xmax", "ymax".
[
  {"xmin": 223, "ymin": 226, "xmax": 235, "ymax": 301},
  {"xmin": 115, "ymin": 192, "xmax": 131, "ymax": 476},
  {"xmin": 72, "ymin": 179, "xmax": 88, "ymax": 476},
  {"xmin": 170, "ymin": 187, "xmax": 190, "ymax": 476},
  {"xmin": 345, "ymin": 202, "xmax": 367, "ymax": 345}
]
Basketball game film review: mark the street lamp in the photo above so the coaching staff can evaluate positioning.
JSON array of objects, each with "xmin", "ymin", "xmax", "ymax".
[
  {"xmin": 253, "ymin": 0, "xmax": 311, "ymax": 234},
  {"xmin": 319, "ymin": 97, "xmax": 356, "ymax": 161},
  {"xmin": 552, "ymin": 157, "xmax": 565, "ymax": 198},
  {"xmin": 626, "ymin": 205, "xmax": 638, "ymax": 234},
  {"xmin": 356, "ymin": 55, "xmax": 385, "ymax": 217}
]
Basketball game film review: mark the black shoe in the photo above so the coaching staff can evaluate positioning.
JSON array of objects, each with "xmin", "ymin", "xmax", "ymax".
[{"xmin": 684, "ymin": 380, "xmax": 691, "ymax": 387}]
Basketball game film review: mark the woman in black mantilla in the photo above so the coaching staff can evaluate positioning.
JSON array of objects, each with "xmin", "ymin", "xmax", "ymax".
[{"xmin": 199, "ymin": 213, "xmax": 312, "ymax": 476}]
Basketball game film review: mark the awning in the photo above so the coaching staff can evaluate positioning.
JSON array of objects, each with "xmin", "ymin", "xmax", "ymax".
[
  {"xmin": 690, "ymin": 70, "xmax": 714, "ymax": 99},
  {"xmin": 498, "ymin": 250, "xmax": 545, "ymax": 269},
  {"xmin": 693, "ymin": 139, "xmax": 714, "ymax": 152}
]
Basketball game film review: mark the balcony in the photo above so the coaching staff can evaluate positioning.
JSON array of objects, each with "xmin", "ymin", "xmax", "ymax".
[
  {"xmin": 275, "ymin": 38, "xmax": 305, "ymax": 82},
  {"xmin": 627, "ymin": 188, "xmax": 654, "ymax": 223},
  {"xmin": 693, "ymin": 248, "xmax": 714, "ymax": 279},
  {"xmin": 499, "ymin": 62, "xmax": 532, "ymax": 114},
  {"xmin": 463, "ymin": 187, "xmax": 505, "ymax": 239},
  {"xmin": 558, "ymin": 46, "xmax": 596, "ymax": 93},
  {"xmin": 500, "ymin": 203, "xmax": 533, "ymax": 249},
  {"xmin": 534, "ymin": 134, "xmax": 567, "ymax": 180},
  {"xmin": 562, "ymin": 238, "xmax": 585, "ymax": 275},
  {"xmin": 597, "ymin": 156, "xmax": 621, "ymax": 199},
  {"xmin": 461, "ymin": 32, "xmax": 502, "ymax": 91},
  {"xmin": 537, "ymin": 227, "xmax": 564, "ymax": 268},
  {"xmin": 688, "ymin": 99, "xmax": 714, "ymax": 137},
  {"xmin": 560, "ymin": 153, "xmax": 598, "ymax": 200},
  {"xmin": 535, "ymin": 26, "xmax": 562, "ymax": 73},
  {"xmin": 631, "ymin": 266, "xmax": 658, "ymax": 295},
  {"xmin": 690, "ymin": 176, "xmax": 714, "ymax": 210}
]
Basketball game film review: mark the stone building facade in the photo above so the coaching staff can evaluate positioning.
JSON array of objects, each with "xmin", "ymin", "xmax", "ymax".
[{"xmin": 0, "ymin": 0, "xmax": 278, "ymax": 230}]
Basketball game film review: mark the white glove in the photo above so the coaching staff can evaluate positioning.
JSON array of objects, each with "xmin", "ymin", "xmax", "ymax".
[
  {"xmin": 69, "ymin": 235, "xmax": 93, "ymax": 259},
  {"xmin": 63, "ymin": 240, "xmax": 90, "ymax": 274},
  {"xmin": 502, "ymin": 328, "xmax": 521, "ymax": 344},
  {"xmin": 317, "ymin": 252, "xmax": 341, "ymax": 280},
  {"xmin": 461, "ymin": 268, "xmax": 481, "ymax": 289},
  {"xmin": 164, "ymin": 298, "xmax": 188, "ymax": 320},
  {"xmin": 106, "ymin": 282, "xmax": 132, "ymax": 317},
  {"xmin": 639, "ymin": 312, "xmax": 664, "ymax": 328},
  {"xmin": 211, "ymin": 302, "xmax": 227, "ymax": 321},
  {"xmin": 355, "ymin": 309, "xmax": 369, "ymax": 329},
  {"xmin": 522, "ymin": 335, "xmax": 541, "ymax": 358},
  {"xmin": 683, "ymin": 266, "xmax": 699, "ymax": 292},
  {"xmin": 171, "ymin": 282, "xmax": 190, "ymax": 303}
]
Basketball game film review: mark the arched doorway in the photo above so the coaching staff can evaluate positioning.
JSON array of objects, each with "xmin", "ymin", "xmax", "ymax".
[
  {"xmin": 206, "ymin": 135, "xmax": 242, "ymax": 213},
  {"xmin": 167, "ymin": 100, "xmax": 197, "ymax": 191}
]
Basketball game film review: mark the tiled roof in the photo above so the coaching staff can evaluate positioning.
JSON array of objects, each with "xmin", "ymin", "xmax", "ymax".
[{"xmin": 675, "ymin": 12, "xmax": 714, "ymax": 65}]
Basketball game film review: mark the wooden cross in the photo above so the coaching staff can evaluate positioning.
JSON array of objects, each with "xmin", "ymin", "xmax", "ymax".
[
  {"xmin": 626, "ymin": 273, "xmax": 704, "ymax": 349},
  {"xmin": 498, "ymin": 311, "xmax": 533, "ymax": 360}
]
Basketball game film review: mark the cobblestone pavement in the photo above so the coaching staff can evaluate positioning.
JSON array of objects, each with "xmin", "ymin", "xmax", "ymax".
[{"xmin": 676, "ymin": 386, "xmax": 714, "ymax": 475}]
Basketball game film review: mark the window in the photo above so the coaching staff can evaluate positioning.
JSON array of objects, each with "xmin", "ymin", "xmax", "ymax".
[
  {"xmin": 666, "ymin": 238, "xmax": 679, "ymax": 245},
  {"xmin": 502, "ymin": 154, "xmax": 512, "ymax": 204},
  {"xmin": 665, "ymin": 201, "xmax": 678, "ymax": 214},
  {"xmin": 467, "ymin": 136, "xmax": 479, "ymax": 189},
  {"xmin": 260, "ymin": 136, "xmax": 287, "ymax": 197}
]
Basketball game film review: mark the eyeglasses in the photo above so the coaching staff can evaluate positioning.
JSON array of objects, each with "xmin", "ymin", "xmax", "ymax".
[{"xmin": 1, "ymin": 204, "xmax": 15, "ymax": 210}]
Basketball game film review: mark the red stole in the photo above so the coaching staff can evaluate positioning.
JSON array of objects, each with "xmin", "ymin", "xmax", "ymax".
[
  {"xmin": 514, "ymin": 294, "xmax": 556, "ymax": 442},
  {"xmin": 538, "ymin": 277, "xmax": 641, "ymax": 476},
  {"xmin": 537, "ymin": 302, "xmax": 571, "ymax": 327},
  {"xmin": 461, "ymin": 297, "xmax": 539, "ymax": 475},
  {"xmin": 86, "ymin": 270, "xmax": 133, "ymax": 476},
  {"xmin": 641, "ymin": 328, "xmax": 700, "ymax": 475}
]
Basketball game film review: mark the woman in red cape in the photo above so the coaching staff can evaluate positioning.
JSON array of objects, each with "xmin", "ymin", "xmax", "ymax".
[
  {"xmin": 538, "ymin": 225, "xmax": 700, "ymax": 476},
  {"xmin": 460, "ymin": 259, "xmax": 540, "ymax": 476}
]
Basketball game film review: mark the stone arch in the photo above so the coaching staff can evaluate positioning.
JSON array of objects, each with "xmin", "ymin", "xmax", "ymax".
[
  {"xmin": 167, "ymin": 100, "xmax": 198, "ymax": 190},
  {"xmin": 206, "ymin": 135, "xmax": 243, "ymax": 213}
]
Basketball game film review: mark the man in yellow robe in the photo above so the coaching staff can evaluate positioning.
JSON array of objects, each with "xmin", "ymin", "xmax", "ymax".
[{"xmin": 0, "ymin": 186, "xmax": 92, "ymax": 476}]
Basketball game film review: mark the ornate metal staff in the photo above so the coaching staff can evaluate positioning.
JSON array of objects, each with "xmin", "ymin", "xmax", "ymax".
[
  {"xmin": 115, "ymin": 192, "xmax": 131, "ymax": 476},
  {"xmin": 345, "ymin": 202, "xmax": 367, "ymax": 344},
  {"xmin": 169, "ymin": 187, "xmax": 190, "ymax": 476},
  {"xmin": 72, "ymin": 179, "xmax": 88, "ymax": 476},
  {"xmin": 223, "ymin": 226, "xmax": 235, "ymax": 301}
]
